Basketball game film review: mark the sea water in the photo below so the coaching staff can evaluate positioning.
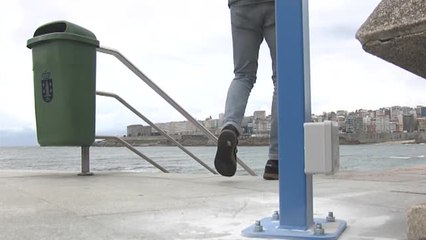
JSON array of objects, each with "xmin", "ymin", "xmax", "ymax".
[{"xmin": 0, "ymin": 143, "xmax": 425, "ymax": 175}]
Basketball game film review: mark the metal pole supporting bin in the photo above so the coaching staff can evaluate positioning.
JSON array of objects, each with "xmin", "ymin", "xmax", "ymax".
[{"xmin": 27, "ymin": 21, "xmax": 99, "ymax": 146}]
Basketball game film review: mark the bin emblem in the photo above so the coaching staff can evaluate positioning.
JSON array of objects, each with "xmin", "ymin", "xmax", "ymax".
[{"xmin": 41, "ymin": 71, "xmax": 53, "ymax": 103}]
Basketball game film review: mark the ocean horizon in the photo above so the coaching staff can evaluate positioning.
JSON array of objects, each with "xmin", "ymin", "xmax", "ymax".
[{"xmin": 1, "ymin": 143, "xmax": 426, "ymax": 175}]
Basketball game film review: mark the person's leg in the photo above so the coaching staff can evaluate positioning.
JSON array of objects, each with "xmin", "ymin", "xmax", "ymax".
[
  {"xmin": 222, "ymin": 4, "xmax": 265, "ymax": 134},
  {"xmin": 263, "ymin": 2, "xmax": 277, "ymax": 161},
  {"xmin": 262, "ymin": 2, "xmax": 279, "ymax": 180},
  {"xmin": 215, "ymin": 4, "xmax": 264, "ymax": 177}
]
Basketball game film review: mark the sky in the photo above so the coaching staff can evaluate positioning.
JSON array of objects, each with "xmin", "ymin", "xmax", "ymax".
[{"xmin": 1, "ymin": 0, "xmax": 426, "ymax": 146}]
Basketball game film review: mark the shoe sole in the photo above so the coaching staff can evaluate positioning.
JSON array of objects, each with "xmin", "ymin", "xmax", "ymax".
[
  {"xmin": 214, "ymin": 130, "xmax": 237, "ymax": 177},
  {"xmin": 263, "ymin": 172, "xmax": 278, "ymax": 180}
]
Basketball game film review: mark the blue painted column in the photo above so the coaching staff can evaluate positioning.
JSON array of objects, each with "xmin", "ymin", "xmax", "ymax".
[
  {"xmin": 243, "ymin": 1, "xmax": 346, "ymax": 238},
  {"xmin": 276, "ymin": 0, "xmax": 313, "ymax": 230}
]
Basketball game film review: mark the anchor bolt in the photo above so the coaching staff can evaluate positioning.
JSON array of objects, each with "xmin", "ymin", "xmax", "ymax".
[
  {"xmin": 272, "ymin": 211, "xmax": 279, "ymax": 220},
  {"xmin": 314, "ymin": 223, "xmax": 325, "ymax": 235},
  {"xmin": 254, "ymin": 220, "xmax": 264, "ymax": 232},
  {"xmin": 326, "ymin": 211, "xmax": 336, "ymax": 222}
]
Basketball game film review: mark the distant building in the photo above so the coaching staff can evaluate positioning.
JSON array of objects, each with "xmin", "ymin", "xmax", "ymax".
[
  {"xmin": 154, "ymin": 121, "xmax": 200, "ymax": 135},
  {"xmin": 418, "ymin": 118, "xmax": 426, "ymax": 132},
  {"xmin": 376, "ymin": 108, "xmax": 389, "ymax": 118},
  {"xmin": 375, "ymin": 115, "xmax": 390, "ymax": 133},
  {"xmin": 253, "ymin": 110, "xmax": 266, "ymax": 120},
  {"xmin": 403, "ymin": 114, "xmax": 416, "ymax": 132},
  {"xmin": 365, "ymin": 116, "xmax": 376, "ymax": 133},
  {"xmin": 355, "ymin": 109, "xmax": 369, "ymax": 118},
  {"xmin": 336, "ymin": 110, "xmax": 347, "ymax": 117},
  {"xmin": 253, "ymin": 111, "xmax": 268, "ymax": 134},
  {"xmin": 389, "ymin": 121, "xmax": 397, "ymax": 133},
  {"xmin": 204, "ymin": 118, "xmax": 219, "ymax": 134},
  {"xmin": 362, "ymin": 116, "xmax": 370, "ymax": 133},
  {"xmin": 242, "ymin": 116, "xmax": 253, "ymax": 135},
  {"xmin": 127, "ymin": 124, "xmax": 152, "ymax": 137},
  {"xmin": 245, "ymin": 122, "xmax": 254, "ymax": 135},
  {"xmin": 326, "ymin": 112, "xmax": 338, "ymax": 121},
  {"xmin": 346, "ymin": 114, "xmax": 364, "ymax": 133},
  {"xmin": 391, "ymin": 106, "xmax": 403, "ymax": 122},
  {"xmin": 315, "ymin": 114, "xmax": 325, "ymax": 122},
  {"xmin": 337, "ymin": 115, "xmax": 346, "ymax": 132},
  {"xmin": 354, "ymin": 116, "xmax": 364, "ymax": 133},
  {"xmin": 402, "ymin": 106, "xmax": 412, "ymax": 115},
  {"xmin": 420, "ymin": 106, "xmax": 426, "ymax": 117},
  {"xmin": 218, "ymin": 113, "xmax": 225, "ymax": 128}
]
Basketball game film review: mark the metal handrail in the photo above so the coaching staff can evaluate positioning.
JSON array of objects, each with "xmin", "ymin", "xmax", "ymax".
[
  {"xmin": 97, "ymin": 46, "xmax": 257, "ymax": 176},
  {"xmin": 96, "ymin": 135, "xmax": 169, "ymax": 173},
  {"xmin": 96, "ymin": 91, "xmax": 217, "ymax": 175}
]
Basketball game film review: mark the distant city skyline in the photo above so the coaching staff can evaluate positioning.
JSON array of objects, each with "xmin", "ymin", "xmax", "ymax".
[
  {"xmin": 2, "ymin": 103, "xmax": 426, "ymax": 147},
  {"xmin": 129, "ymin": 104, "xmax": 426, "ymax": 137},
  {"xmin": 153, "ymin": 104, "xmax": 426, "ymax": 124}
]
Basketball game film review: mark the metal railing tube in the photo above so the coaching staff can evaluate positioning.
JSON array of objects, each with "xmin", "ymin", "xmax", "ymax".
[
  {"xmin": 96, "ymin": 91, "xmax": 217, "ymax": 174},
  {"xmin": 96, "ymin": 135, "xmax": 169, "ymax": 173},
  {"xmin": 97, "ymin": 46, "xmax": 257, "ymax": 176}
]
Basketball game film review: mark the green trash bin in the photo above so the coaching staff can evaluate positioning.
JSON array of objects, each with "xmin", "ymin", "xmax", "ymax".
[{"xmin": 27, "ymin": 21, "xmax": 99, "ymax": 146}]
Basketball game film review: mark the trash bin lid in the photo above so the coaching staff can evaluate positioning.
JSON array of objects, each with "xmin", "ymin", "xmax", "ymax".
[{"xmin": 27, "ymin": 20, "xmax": 99, "ymax": 49}]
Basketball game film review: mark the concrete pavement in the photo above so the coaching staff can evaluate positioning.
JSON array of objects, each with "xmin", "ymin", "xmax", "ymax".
[{"xmin": 0, "ymin": 167, "xmax": 425, "ymax": 239}]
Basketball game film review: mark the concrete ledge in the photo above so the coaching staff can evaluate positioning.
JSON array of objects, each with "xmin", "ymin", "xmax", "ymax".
[
  {"xmin": 407, "ymin": 203, "xmax": 426, "ymax": 240},
  {"xmin": 356, "ymin": 0, "xmax": 426, "ymax": 78}
]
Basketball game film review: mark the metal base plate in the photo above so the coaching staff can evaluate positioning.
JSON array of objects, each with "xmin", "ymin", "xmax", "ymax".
[{"xmin": 242, "ymin": 217, "xmax": 346, "ymax": 239}]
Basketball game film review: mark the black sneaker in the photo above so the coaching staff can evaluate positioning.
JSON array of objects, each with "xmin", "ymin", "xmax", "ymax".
[
  {"xmin": 263, "ymin": 160, "xmax": 278, "ymax": 180},
  {"xmin": 214, "ymin": 127, "xmax": 238, "ymax": 177}
]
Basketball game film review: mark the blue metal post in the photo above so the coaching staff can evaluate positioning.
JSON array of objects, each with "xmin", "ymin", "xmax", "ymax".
[
  {"xmin": 277, "ymin": 0, "xmax": 313, "ymax": 230},
  {"xmin": 242, "ymin": 0, "xmax": 347, "ymax": 238}
]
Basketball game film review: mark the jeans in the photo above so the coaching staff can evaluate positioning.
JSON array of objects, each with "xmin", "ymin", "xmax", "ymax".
[{"xmin": 222, "ymin": 2, "xmax": 277, "ymax": 160}]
